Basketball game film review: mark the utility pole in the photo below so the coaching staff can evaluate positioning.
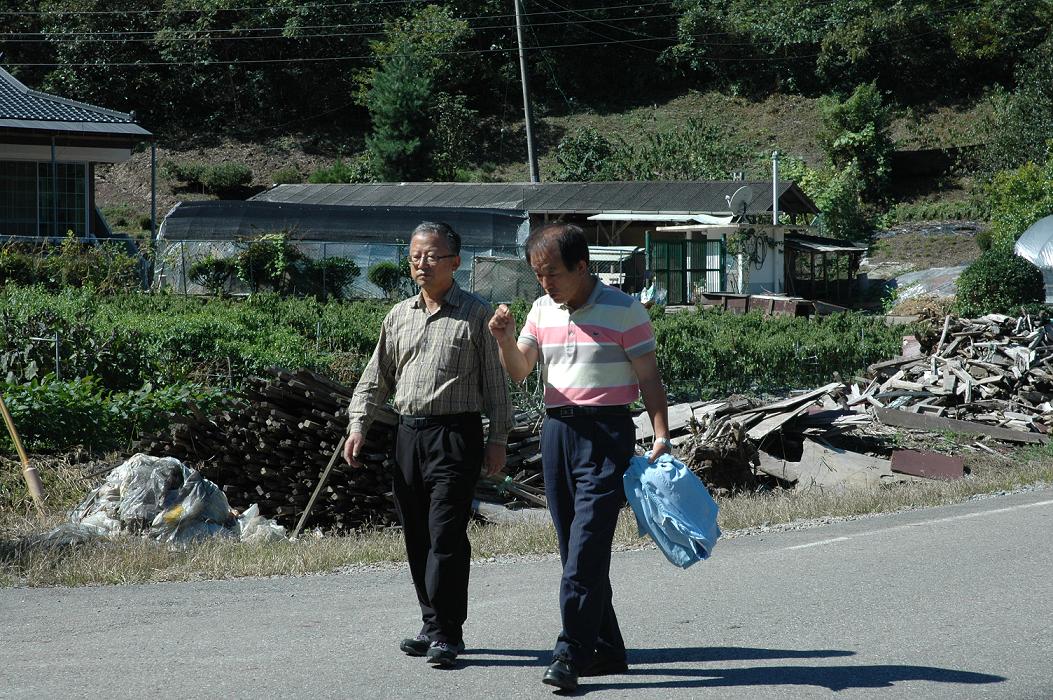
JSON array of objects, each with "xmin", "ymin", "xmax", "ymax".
[{"xmin": 514, "ymin": 0, "xmax": 540, "ymax": 183}]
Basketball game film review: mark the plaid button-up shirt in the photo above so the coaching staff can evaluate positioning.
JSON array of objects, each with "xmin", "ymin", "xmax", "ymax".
[{"xmin": 347, "ymin": 282, "xmax": 512, "ymax": 445}]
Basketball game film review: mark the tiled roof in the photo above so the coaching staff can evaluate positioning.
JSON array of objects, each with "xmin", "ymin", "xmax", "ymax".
[
  {"xmin": 0, "ymin": 66, "xmax": 151, "ymax": 137},
  {"xmin": 251, "ymin": 180, "xmax": 819, "ymax": 216}
]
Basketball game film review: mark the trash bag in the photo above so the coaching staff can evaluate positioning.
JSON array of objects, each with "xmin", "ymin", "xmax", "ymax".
[
  {"xmin": 49, "ymin": 453, "xmax": 286, "ymax": 546},
  {"xmin": 237, "ymin": 504, "xmax": 288, "ymax": 543}
]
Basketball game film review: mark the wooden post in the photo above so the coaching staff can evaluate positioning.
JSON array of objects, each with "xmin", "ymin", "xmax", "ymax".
[{"xmin": 0, "ymin": 395, "xmax": 45, "ymax": 514}]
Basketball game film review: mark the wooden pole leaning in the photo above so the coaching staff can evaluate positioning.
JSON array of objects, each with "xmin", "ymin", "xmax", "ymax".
[
  {"xmin": 0, "ymin": 394, "xmax": 45, "ymax": 514},
  {"xmin": 291, "ymin": 435, "xmax": 347, "ymax": 540}
]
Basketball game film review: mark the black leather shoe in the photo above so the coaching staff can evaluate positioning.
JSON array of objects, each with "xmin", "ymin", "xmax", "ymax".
[
  {"xmin": 542, "ymin": 659, "xmax": 579, "ymax": 691},
  {"xmin": 581, "ymin": 656, "xmax": 628, "ymax": 677}
]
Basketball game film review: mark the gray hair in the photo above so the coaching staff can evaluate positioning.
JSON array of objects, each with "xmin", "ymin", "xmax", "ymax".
[{"xmin": 411, "ymin": 221, "xmax": 461, "ymax": 256}]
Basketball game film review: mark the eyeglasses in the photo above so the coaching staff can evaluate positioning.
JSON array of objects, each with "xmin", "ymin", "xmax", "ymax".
[{"xmin": 409, "ymin": 253, "xmax": 457, "ymax": 265}]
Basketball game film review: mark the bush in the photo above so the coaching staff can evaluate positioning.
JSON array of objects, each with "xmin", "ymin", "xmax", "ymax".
[
  {"xmin": 289, "ymin": 257, "xmax": 362, "ymax": 300},
  {"xmin": 817, "ymin": 82, "xmax": 893, "ymax": 203},
  {"xmin": 234, "ymin": 233, "xmax": 303, "ymax": 293},
  {"xmin": 983, "ymin": 156, "xmax": 1053, "ymax": 250},
  {"xmin": 553, "ymin": 119, "xmax": 751, "ymax": 182},
  {"xmin": 271, "ymin": 165, "xmax": 302, "ymax": 185},
  {"xmin": 367, "ymin": 260, "xmax": 412, "ymax": 299},
  {"xmin": 307, "ymin": 155, "xmax": 376, "ymax": 184},
  {"xmin": 188, "ymin": 255, "xmax": 236, "ymax": 296},
  {"xmin": 651, "ymin": 309, "xmax": 904, "ymax": 400},
  {"xmin": 0, "ymin": 376, "xmax": 223, "ymax": 453},
  {"xmin": 954, "ymin": 250, "xmax": 1045, "ymax": 317},
  {"xmin": 0, "ymin": 286, "xmax": 392, "ymax": 392},
  {"xmin": 163, "ymin": 160, "xmax": 253, "ymax": 194},
  {"xmin": 0, "ymin": 237, "xmax": 141, "ymax": 292},
  {"xmin": 781, "ymin": 157, "xmax": 871, "ymax": 239}
]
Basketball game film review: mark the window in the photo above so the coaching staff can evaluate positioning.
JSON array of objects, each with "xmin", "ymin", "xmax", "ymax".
[{"xmin": 0, "ymin": 160, "xmax": 87, "ymax": 238}]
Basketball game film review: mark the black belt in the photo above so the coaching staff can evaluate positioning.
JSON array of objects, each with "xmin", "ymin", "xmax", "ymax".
[
  {"xmin": 546, "ymin": 405, "xmax": 631, "ymax": 419},
  {"xmin": 398, "ymin": 412, "xmax": 479, "ymax": 428}
]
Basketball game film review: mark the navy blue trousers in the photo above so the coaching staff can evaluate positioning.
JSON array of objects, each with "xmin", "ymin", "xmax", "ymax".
[
  {"xmin": 541, "ymin": 413, "xmax": 635, "ymax": 668},
  {"xmin": 392, "ymin": 415, "xmax": 482, "ymax": 646}
]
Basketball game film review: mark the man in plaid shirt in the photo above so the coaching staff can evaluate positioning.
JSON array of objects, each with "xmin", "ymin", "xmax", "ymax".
[{"xmin": 345, "ymin": 222, "xmax": 511, "ymax": 667}]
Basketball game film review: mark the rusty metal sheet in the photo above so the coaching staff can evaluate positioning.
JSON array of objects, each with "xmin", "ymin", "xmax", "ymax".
[{"xmin": 891, "ymin": 450, "xmax": 965, "ymax": 480}]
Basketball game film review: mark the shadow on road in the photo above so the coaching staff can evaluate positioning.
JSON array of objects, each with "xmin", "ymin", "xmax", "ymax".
[
  {"xmin": 465, "ymin": 647, "xmax": 1006, "ymax": 694},
  {"xmin": 467, "ymin": 645, "xmax": 852, "ymax": 668}
]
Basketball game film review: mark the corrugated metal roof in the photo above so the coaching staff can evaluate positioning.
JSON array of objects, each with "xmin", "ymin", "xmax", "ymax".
[
  {"xmin": 158, "ymin": 200, "xmax": 528, "ymax": 246},
  {"xmin": 785, "ymin": 232, "xmax": 867, "ymax": 253},
  {"xmin": 251, "ymin": 180, "xmax": 819, "ymax": 215},
  {"xmin": 0, "ymin": 67, "xmax": 151, "ymax": 138}
]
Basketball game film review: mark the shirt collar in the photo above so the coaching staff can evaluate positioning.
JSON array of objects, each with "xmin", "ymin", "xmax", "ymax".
[
  {"xmin": 559, "ymin": 275, "xmax": 603, "ymax": 312},
  {"xmin": 412, "ymin": 280, "xmax": 463, "ymax": 310}
]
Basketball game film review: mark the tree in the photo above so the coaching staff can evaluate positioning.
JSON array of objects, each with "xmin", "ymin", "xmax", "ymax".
[
  {"xmin": 817, "ymin": 82, "xmax": 893, "ymax": 204},
  {"xmin": 361, "ymin": 6, "xmax": 473, "ymax": 181}
]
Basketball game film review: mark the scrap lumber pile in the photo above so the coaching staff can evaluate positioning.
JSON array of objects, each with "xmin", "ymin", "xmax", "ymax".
[
  {"xmin": 855, "ymin": 313, "xmax": 1053, "ymax": 436},
  {"xmin": 137, "ymin": 368, "xmax": 548, "ymax": 530},
  {"xmin": 672, "ymin": 312, "xmax": 1053, "ymax": 492}
]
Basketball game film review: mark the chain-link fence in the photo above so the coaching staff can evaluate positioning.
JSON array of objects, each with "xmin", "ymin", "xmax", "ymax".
[{"xmin": 155, "ymin": 238, "xmax": 523, "ymax": 299}]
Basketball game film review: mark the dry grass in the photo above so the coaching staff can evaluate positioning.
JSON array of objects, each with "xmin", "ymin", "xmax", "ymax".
[{"xmin": 2, "ymin": 449, "xmax": 1051, "ymax": 588}]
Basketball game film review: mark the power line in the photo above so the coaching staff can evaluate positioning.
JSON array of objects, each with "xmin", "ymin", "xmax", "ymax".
[
  {"xmin": 0, "ymin": 11, "xmax": 684, "ymax": 44},
  {"xmin": 4, "ymin": 27, "xmax": 955, "ymax": 68}
]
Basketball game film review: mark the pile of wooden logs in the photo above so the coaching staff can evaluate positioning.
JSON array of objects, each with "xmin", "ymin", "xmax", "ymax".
[
  {"xmin": 137, "ymin": 368, "xmax": 550, "ymax": 531},
  {"xmin": 136, "ymin": 368, "xmax": 400, "ymax": 532},
  {"xmin": 856, "ymin": 313, "xmax": 1053, "ymax": 435}
]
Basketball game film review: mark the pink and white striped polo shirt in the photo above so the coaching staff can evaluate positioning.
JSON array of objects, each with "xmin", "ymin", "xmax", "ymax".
[{"xmin": 518, "ymin": 279, "xmax": 657, "ymax": 408}]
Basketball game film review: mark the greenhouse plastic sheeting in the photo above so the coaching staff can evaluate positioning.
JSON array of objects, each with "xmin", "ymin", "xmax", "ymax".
[{"xmin": 1014, "ymin": 215, "xmax": 1053, "ymax": 303}]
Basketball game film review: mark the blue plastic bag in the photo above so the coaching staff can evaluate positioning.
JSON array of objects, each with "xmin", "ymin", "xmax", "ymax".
[{"xmin": 623, "ymin": 453, "xmax": 721, "ymax": 569}]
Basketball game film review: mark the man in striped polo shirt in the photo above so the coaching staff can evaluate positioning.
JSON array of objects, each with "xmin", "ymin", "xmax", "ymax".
[{"xmin": 489, "ymin": 222, "xmax": 670, "ymax": 691}]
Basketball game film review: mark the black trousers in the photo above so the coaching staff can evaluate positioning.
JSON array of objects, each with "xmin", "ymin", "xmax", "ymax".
[
  {"xmin": 541, "ymin": 413, "xmax": 635, "ymax": 668},
  {"xmin": 392, "ymin": 413, "xmax": 483, "ymax": 646}
]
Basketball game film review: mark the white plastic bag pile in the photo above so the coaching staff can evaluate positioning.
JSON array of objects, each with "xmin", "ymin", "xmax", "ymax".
[{"xmin": 44, "ymin": 454, "xmax": 286, "ymax": 546}]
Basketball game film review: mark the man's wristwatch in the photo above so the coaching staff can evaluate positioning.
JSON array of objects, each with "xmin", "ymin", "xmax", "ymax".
[{"xmin": 654, "ymin": 436, "xmax": 671, "ymax": 448}]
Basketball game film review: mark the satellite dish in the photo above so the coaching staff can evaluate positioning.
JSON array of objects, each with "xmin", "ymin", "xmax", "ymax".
[{"xmin": 725, "ymin": 185, "xmax": 755, "ymax": 221}]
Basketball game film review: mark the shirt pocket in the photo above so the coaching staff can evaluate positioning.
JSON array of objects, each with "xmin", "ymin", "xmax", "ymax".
[{"xmin": 436, "ymin": 328, "xmax": 473, "ymax": 378}]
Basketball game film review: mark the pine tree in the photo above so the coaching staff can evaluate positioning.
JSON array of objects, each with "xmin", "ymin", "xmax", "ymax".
[{"xmin": 365, "ymin": 48, "xmax": 434, "ymax": 182}]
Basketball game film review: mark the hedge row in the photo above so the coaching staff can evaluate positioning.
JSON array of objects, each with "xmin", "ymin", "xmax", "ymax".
[
  {"xmin": 0, "ymin": 377, "xmax": 224, "ymax": 453},
  {"xmin": 1, "ymin": 287, "xmax": 389, "ymax": 391}
]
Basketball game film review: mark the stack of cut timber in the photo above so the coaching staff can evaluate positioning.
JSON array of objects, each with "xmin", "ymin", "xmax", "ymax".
[
  {"xmin": 137, "ymin": 369, "xmax": 549, "ymax": 531},
  {"xmin": 136, "ymin": 368, "xmax": 398, "ymax": 532},
  {"xmin": 857, "ymin": 313, "xmax": 1053, "ymax": 436}
]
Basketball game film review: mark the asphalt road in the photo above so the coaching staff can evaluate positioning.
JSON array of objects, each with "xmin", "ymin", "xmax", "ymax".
[{"xmin": 2, "ymin": 488, "xmax": 1052, "ymax": 700}]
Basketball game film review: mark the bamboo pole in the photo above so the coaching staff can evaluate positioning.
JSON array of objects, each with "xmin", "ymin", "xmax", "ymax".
[{"xmin": 0, "ymin": 394, "xmax": 45, "ymax": 513}]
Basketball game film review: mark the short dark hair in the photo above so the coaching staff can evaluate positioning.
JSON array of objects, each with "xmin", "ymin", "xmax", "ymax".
[
  {"xmin": 412, "ymin": 221, "xmax": 461, "ymax": 256},
  {"xmin": 524, "ymin": 222, "xmax": 589, "ymax": 270}
]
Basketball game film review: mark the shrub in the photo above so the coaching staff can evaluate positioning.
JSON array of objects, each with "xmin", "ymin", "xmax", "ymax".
[
  {"xmin": 554, "ymin": 126, "xmax": 616, "ymax": 181},
  {"xmin": 817, "ymin": 82, "xmax": 893, "ymax": 203},
  {"xmin": 954, "ymin": 250, "xmax": 1045, "ymax": 316},
  {"xmin": 975, "ymin": 229, "xmax": 993, "ymax": 252},
  {"xmin": 781, "ymin": 156, "xmax": 871, "ymax": 239},
  {"xmin": 0, "ymin": 376, "xmax": 223, "ymax": 453},
  {"xmin": 651, "ymin": 309, "xmax": 904, "ymax": 400},
  {"xmin": 307, "ymin": 155, "xmax": 376, "ymax": 184},
  {"xmin": 188, "ymin": 255, "xmax": 236, "ymax": 296},
  {"xmin": 289, "ymin": 257, "xmax": 362, "ymax": 300},
  {"xmin": 199, "ymin": 163, "xmax": 252, "ymax": 194},
  {"xmin": 234, "ymin": 233, "xmax": 304, "ymax": 293},
  {"xmin": 163, "ymin": 160, "xmax": 253, "ymax": 194},
  {"xmin": 0, "ymin": 237, "xmax": 141, "ymax": 292},
  {"xmin": 983, "ymin": 156, "xmax": 1053, "ymax": 250},
  {"xmin": 553, "ymin": 119, "xmax": 751, "ymax": 182},
  {"xmin": 271, "ymin": 165, "xmax": 302, "ymax": 185},
  {"xmin": 367, "ymin": 260, "xmax": 412, "ymax": 299}
]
